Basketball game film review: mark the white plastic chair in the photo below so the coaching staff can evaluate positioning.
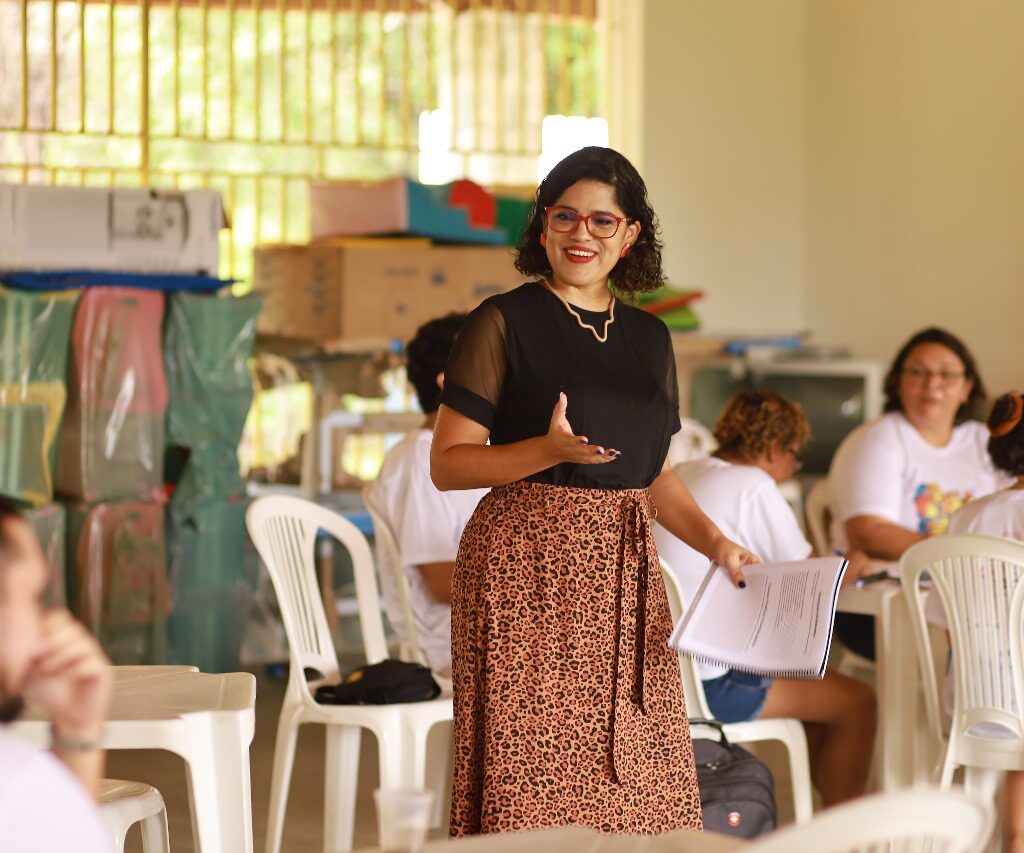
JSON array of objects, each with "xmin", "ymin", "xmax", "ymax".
[
  {"xmin": 804, "ymin": 479, "xmax": 877, "ymax": 681},
  {"xmin": 246, "ymin": 495, "xmax": 454, "ymax": 853},
  {"xmin": 901, "ymin": 534, "xmax": 1024, "ymax": 803},
  {"xmin": 803, "ymin": 477, "xmax": 832, "ymax": 558},
  {"xmin": 744, "ymin": 787, "xmax": 994, "ymax": 853},
  {"xmin": 98, "ymin": 779, "xmax": 169, "ymax": 853},
  {"xmin": 659, "ymin": 560, "xmax": 815, "ymax": 824},
  {"xmin": 360, "ymin": 485, "xmax": 429, "ymax": 668}
]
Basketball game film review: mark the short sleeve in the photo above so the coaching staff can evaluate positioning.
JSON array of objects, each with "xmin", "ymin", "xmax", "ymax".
[
  {"xmin": 829, "ymin": 426, "xmax": 904, "ymax": 525},
  {"xmin": 392, "ymin": 462, "xmax": 463, "ymax": 565},
  {"xmin": 439, "ymin": 300, "xmax": 507, "ymax": 430}
]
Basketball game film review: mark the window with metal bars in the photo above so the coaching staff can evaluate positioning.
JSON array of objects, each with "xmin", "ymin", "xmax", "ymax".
[{"xmin": 0, "ymin": 0, "xmax": 606, "ymax": 284}]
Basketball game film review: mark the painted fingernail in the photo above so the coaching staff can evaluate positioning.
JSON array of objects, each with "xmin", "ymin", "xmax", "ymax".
[{"xmin": 739, "ymin": 581, "xmax": 747, "ymax": 589}]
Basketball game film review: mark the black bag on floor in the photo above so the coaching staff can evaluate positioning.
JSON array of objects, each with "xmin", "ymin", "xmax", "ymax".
[
  {"xmin": 315, "ymin": 659, "xmax": 441, "ymax": 705},
  {"xmin": 690, "ymin": 718, "xmax": 777, "ymax": 839}
]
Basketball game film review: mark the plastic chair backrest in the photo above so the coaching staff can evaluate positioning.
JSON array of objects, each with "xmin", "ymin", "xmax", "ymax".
[
  {"xmin": 246, "ymin": 496, "xmax": 390, "ymax": 687},
  {"xmin": 361, "ymin": 485, "xmax": 428, "ymax": 668},
  {"xmin": 900, "ymin": 534, "xmax": 1024, "ymax": 751},
  {"xmin": 803, "ymin": 477, "xmax": 832, "ymax": 557},
  {"xmin": 744, "ymin": 787, "xmax": 993, "ymax": 853},
  {"xmin": 659, "ymin": 558, "xmax": 714, "ymax": 719}
]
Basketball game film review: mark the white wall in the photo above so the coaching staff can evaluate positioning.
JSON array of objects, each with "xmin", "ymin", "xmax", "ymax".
[
  {"xmin": 640, "ymin": 0, "xmax": 806, "ymax": 335},
  {"xmin": 803, "ymin": 0, "xmax": 1024, "ymax": 395},
  {"xmin": 635, "ymin": 0, "xmax": 1024, "ymax": 395}
]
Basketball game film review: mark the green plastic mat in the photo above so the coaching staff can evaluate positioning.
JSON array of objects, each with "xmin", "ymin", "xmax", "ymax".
[
  {"xmin": 24, "ymin": 502, "xmax": 66, "ymax": 608},
  {"xmin": 0, "ymin": 287, "xmax": 78, "ymax": 504},
  {"xmin": 167, "ymin": 498, "xmax": 253, "ymax": 672},
  {"xmin": 164, "ymin": 292, "xmax": 261, "ymax": 450}
]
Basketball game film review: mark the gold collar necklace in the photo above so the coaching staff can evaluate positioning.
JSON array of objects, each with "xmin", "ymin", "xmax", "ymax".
[{"xmin": 541, "ymin": 280, "xmax": 615, "ymax": 343}]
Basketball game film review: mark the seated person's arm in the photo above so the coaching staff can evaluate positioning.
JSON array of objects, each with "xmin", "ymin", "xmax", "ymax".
[
  {"xmin": 844, "ymin": 515, "xmax": 924, "ymax": 562},
  {"xmin": 419, "ymin": 561, "xmax": 454, "ymax": 604}
]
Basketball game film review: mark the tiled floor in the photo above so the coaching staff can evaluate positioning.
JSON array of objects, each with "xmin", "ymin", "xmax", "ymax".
[{"xmin": 109, "ymin": 668, "xmax": 805, "ymax": 852}]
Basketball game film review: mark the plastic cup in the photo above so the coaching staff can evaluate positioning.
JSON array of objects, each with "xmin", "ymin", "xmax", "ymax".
[{"xmin": 373, "ymin": 787, "xmax": 435, "ymax": 853}]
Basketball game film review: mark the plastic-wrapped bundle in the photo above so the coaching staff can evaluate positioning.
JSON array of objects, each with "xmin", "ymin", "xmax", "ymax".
[
  {"xmin": 163, "ymin": 292, "xmax": 261, "ymax": 507},
  {"xmin": 56, "ymin": 287, "xmax": 168, "ymax": 503},
  {"xmin": 66, "ymin": 500, "xmax": 169, "ymax": 665},
  {"xmin": 0, "ymin": 286, "xmax": 79, "ymax": 505},
  {"xmin": 167, "ymin": 498, "xmax": 253, "ymax": 672},
  {"xmin": 23, "ymin": 503, "xmax": 66, "ymax": 608}
]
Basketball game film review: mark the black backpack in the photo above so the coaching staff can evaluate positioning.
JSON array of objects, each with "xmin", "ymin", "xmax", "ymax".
[
  {"xmin": 691, "ymin": 718, "xmax": 777, "ymax": 839},
  {"xmin": 314, "ymin": 659, "xmax": 441, "ymax": 705}
]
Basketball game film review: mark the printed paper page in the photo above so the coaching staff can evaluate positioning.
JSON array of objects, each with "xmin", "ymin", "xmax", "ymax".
[{"xmin": 668, "ymin": 557, "xmax": 847, "ymax": 678}]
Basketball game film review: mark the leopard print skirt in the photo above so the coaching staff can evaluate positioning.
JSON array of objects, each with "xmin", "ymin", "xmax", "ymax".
[{"xmin": 449, "ymin": 480, "xmax": 703, "ymax": 837}]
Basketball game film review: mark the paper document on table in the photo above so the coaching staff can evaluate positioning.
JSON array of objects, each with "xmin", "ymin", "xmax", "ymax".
[{"xmin": 668, "ymin": 557, "xmax": 848, "ymax": 679}]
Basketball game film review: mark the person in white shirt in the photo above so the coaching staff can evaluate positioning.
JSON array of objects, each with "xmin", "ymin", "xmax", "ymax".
[
  {"xmin": 370, "ymin": 314, "xmax": 488, "ymax": 677},
  {"xmin": 944, "ymin": 392, "xmax": 1024, "ymax": 852},
  {"xmin": 0, "ymin": 496, "xmax": 113, "ymax": 852},
  {"xmin": 827, "ymin": 327, "xmax": 1010, "ymax": 658},
  {"xmin": 656, "ymin": 390, "xmax": 876, "ymax": 806}
]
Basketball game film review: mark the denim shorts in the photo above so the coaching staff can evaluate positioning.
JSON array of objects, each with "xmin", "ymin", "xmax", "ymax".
[{"xmin": 702, "ymin": 670, "xmax": 773, "ymax": 723}]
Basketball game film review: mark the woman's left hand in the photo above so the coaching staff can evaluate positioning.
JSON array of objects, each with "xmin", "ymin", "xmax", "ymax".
[{"xmin": 712, "ymin": 538, "xmax": 760, "ymax": 588}]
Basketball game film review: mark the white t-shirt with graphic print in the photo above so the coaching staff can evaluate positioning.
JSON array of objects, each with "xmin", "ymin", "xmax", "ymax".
[
  {"xmin": 827, "ymin": 412, "xmax": 1010, "ymax": 551},
  {"xmin": 654, "ymin": 456, "xmax": 813, "ymax": 679}
]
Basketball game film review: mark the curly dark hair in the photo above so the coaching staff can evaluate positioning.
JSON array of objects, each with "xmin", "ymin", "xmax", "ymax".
[
  {"xmin": 405, "ymin": 312, "xmax": 467, "ymax": 413},
  {"xmin": 987, "ymin": 393, "xmax": 1024, "ymax": 476},
  {"xmin": 712, "ymin": 390, "xmax": 811, "ymax": 463},
  {"xmin": 514, "ymin": 146, "xmax": 664, "ymax": 294},
  {"xmin": 882, "ymin": 327, "xmax": 987, "ymax": 425}
]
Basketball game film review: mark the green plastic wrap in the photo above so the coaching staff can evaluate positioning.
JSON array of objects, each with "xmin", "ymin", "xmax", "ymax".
[
  {"xmin": 66, "ymin": 500, "xmax": 169, "ymax": 665},
  {"xmin": 23, "ymin": 502, "xmax": 66, "ymax": 608},
  {"xmin": 164, "ymin": 293, "xmax": 260, "ymax": 500},
  {"xmin": 0, "ymin": 286, "xmax": 79, "ymax": 505},
  {"xmin": 167, "ymin": 498, "xmax": 254, "ymax": 672}
]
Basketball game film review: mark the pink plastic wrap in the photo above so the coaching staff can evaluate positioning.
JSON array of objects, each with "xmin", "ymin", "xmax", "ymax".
[
  {"xmin": 69, "ymin": 500, "xmax": 169, "ymax": 664},
  {"xmin": 56, "ymin": 287, "xmax": 169, "ymax": 503}
]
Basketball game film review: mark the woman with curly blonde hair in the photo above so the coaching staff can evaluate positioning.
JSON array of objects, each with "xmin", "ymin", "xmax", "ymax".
[{"xmin": 655, "ymin": 389, "xmax": 877, "ymax": 806}]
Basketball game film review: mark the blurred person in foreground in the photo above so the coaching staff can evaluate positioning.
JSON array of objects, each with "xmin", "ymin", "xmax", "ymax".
[
  {"xmin": 0, "ymin": 496, "xmax": 113, "ymax": 851},
  {"xmin": 655, "ymin": 390, "xmax": 877, "ymax": 806}
]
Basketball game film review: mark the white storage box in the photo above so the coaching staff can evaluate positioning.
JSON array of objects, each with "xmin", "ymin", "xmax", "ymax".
[{"xmin": 0, "ymin": 185, "xmax": 225, "ymax": 275}]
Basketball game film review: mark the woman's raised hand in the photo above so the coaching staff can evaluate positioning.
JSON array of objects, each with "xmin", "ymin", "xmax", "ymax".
[{"xmin": 546, "ymin": 392, "xmax": 620, "ymax": 465}]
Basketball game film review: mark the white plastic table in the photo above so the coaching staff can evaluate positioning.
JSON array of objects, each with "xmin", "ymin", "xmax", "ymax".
[
  {"xmin": 837, "ymin": 575, "xmax": 921, "ymax": 791},
  {"xmin": 422, "ymin": 825, "xmax": 745, "ymax": 852},
  {"xmin": 11, "ymin": 665, "xmax": 257, "ymax": 853}
]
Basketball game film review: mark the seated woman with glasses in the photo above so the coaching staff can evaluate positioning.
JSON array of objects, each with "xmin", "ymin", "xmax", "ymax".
[
  {"xmin": 827, "ymin": 327, "xmax": 1012, "ymax": 658},
  {"xmin": 654, "ymin": 390, "xmax": 877, "ymax": 806}
]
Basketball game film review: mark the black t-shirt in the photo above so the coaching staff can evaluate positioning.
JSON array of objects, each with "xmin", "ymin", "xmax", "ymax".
[{"xmin": 440, "ymin": 282, "xmax": 681, "ymax": 489}]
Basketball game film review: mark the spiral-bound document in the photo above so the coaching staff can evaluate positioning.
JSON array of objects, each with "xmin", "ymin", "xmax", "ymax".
[{"xmin": 668, "ymin": 557, "xmax": 848, "ymax": 679}]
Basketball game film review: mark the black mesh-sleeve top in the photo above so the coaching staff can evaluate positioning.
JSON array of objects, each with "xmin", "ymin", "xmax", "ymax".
[{"xmin": 439, "ymin": 282, "xmax": 681, "ymax": 490}]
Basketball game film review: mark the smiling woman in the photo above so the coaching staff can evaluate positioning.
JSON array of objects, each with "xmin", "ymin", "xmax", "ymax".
[
  {"xmin": 826, "ymin": 326, "xmax": 1013, "ymax": 658},
  {"xmin": 429, "ymin": 146, "xmax": 759, "ymax": 838}
]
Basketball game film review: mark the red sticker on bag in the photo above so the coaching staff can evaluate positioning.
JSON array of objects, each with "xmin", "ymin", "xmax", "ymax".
[{"xmin": 728, "ymin": 811, "xmax": 742, "ymax": 827}]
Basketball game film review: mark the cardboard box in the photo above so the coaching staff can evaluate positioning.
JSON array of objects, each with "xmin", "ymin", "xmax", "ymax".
[
  {"xmin": 252, "ymin": 243, "xmax": 520, "ymax": 345},
  {"xmin": 0, "ymin": 185, "xmax": 225, "ymax": 275}
]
